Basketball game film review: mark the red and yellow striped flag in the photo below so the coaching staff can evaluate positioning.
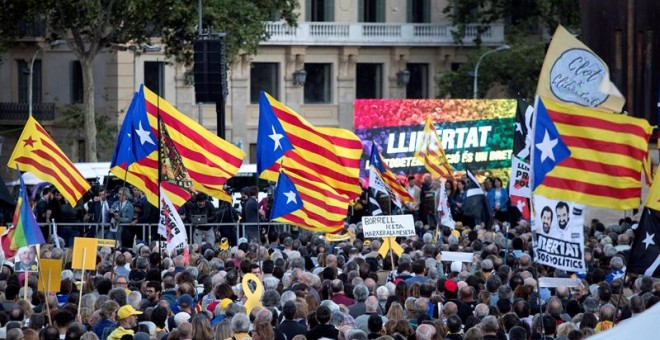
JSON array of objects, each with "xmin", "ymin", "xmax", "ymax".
[
  {"xmin": 258, "ymin": 93, "xmax": 363, "ymax": 232},
  {"xmin": 8, "ymin": 116, "xmax": 90, "ymax": 206},
  {"xmin": 414, "ymin": 116, "xmax": 453, "ymax": 178},
  {"xmin": 144, "ymin": 87, "xmax": 243, "ymax": 203},
  {"xmin": 534, "ymin": 97, "xmax": 652, "ymax": 209}
]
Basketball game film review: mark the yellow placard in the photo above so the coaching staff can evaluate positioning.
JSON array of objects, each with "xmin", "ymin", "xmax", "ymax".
[
  {"xmin": 96, "ymin": 239, "xmax": 117, "ymax": 247},
  {"xmin": 0, "ymin": 226, "xmax": 7, "ymax": 236},
  {"xmin": 38, "ymin": 259, "xmax": 63, "ymax": 292},
  {"xmin": 241, "ymin": 273, "xmax": 264, "ymax": 315},
  {"xmin": 71, "ymin": 237, "xmax": 97, "ymax": 270}
]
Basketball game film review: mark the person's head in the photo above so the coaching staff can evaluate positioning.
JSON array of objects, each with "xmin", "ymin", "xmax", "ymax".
[
  {"xmin": 541, "ymin": 206, "xmax": 553, "ymax": 233},
  {"xmin": 367, "ymin": 314, "xmax": 383, "ymax": 334},
  {"xmin": 508, "ymin": 326, "xmax": 527, "ymax": 340},
  {"xmin": 480, "ymin": 315, "xmax": 499, "ymax": 335},
  {"xmin": 116, "ymin": 305, "xmax": 142, "ymax": 328},
  {"xmin": 353, "ymin": 284, "xmax": 369, "ymax": 302},
  {"xmin": 446, "ymin": 314, "xmax": 462, "ymax": 334},
  {"xmin": 316, "ymin": 306, "xmax": 331, "ymax": 325},
  {"xmin": 415, "ymin": 324, "xmax": 435, "ymax": 340},
  {"xmin": 230, "ymin": 313, "xmax": 250, "ymax": 333},
  {"xmin": 196, "ymin": 193, "xmax": 208, "ymax": 208},
  {"xmin": 556, "ymin": 201, "xmax": 570, "ymax": 230},
  {"xmin": 6, "ymin": 328, "xmax": 22, "ymax": 340}
]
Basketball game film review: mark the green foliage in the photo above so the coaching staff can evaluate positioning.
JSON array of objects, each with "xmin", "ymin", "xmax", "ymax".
[
  {"xmin": 438, "ymin": 0, "xmax": 580, "ymax": 100},
  {"xmin": 59, "ymin": 105, "xmax": 116, "ymax": 159},
  {"xmin": 438, "ymin": 41, "xmax": 546, "ymax": 100},
  {"xmin": 160, "ymin": 0, "xmax": 299, "ymax": 64}
]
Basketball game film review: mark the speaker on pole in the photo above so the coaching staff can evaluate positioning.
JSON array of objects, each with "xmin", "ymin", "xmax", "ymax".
[{"xmin": 193, "ymin": 37, "xmax": 227, "ymax": 103}]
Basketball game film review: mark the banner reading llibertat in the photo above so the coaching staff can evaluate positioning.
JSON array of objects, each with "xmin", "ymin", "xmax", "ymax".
[{"xmin": 354, "ymin": 99, "xmax": 516, "ymax": 179}]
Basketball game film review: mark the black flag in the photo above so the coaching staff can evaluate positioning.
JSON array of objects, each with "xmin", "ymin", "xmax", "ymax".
[
  {"xmin": 513, "ymin": 98, "xmax": 533, "ymax": 162},
  {"xmin": 463, "ymin": 169, "xmax": 492, "ymax": 229},
  {"xmin": 628, "ymin": 207, "xmax": 660, "ymax": 277}
]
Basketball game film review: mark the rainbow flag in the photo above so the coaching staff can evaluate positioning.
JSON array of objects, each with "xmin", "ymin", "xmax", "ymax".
[{"xmin": 1, "ymin": 170, "xmax": 45, "ymax": 257}]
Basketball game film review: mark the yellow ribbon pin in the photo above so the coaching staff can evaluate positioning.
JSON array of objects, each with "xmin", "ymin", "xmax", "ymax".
[
  {"xmin": 378, "ymin": 237, "xmax": 404, "ymax": 258},
  {"xmin": 241, "ymin": 273, "xmax": 264, "ymax": 314}
]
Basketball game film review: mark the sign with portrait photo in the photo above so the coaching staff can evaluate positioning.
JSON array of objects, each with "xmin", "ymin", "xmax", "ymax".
[
  {"xmin": 14, "ymin": 246, "xmax": 39, "ymax": 272},
  {"xmin": 532, "ymin": 195, "xmax": 586, "ymax": 272}
]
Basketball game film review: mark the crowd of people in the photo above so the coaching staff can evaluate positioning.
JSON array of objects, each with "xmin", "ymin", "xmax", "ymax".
[{"xmin": 0, "ymin": 173, "xmax": 655, "ymax": 340}]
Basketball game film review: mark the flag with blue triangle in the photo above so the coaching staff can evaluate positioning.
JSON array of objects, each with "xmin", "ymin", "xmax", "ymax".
[
  {"xmin": 270, "ymin": 171, "xmax": 304, "ymax": 220},
  {"xmin": 532, "ymin": 97, "xmax": 571, "ymax": 190},
  {"xmin": 257, "ymin": 91, "xmax": 294, "ymax": 175}
]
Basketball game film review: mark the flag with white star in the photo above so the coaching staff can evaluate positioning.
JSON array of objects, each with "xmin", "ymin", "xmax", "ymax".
[
  {"xmin": 629, "ymin": 165, "xmax": 660, "ymax": 277},
  {"xmin": 256, "ymin": 91, "xmax": 294, "ymax": 175},
  {"xmin": 629, "ymin": 208, "xmax": 660, "ymax": 277},
  {"xmin": 111, "ymin": 85, "xmax": 157, "ymax": 168},
  {"xmin": 531, "ymin": 96, "xmax": 652, "ymax": 210},
  {"xmin": 270, "ymin": 171, "xmax": 303, "ymax": 220},
  {"xmin": 532, "ymin": 97, "xmax": 571, "ymax": 190}
]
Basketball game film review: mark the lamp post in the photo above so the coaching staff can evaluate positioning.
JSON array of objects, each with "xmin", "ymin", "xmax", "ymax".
[
  {"xmin": 28, "ymin": 40, "xmax": 65, "ymax": 116},
  {"xmin": 472, "ymin": 44, "xmax": 510, "ymax": 99}
]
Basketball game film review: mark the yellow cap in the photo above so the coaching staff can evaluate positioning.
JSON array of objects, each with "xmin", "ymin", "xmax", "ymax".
[
  {"xmin": 451, "ymin": 230, "xmax": 461, "ymax": 238},
  {"xmin": 220, "ymin": 298, "xmax": 233, "ymax": 311},
  {"xmin": 117, "ymin": 305, "xmax": 143, "ymax": 319}
]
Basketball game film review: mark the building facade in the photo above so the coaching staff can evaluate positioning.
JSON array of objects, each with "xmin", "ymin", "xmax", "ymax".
[{"xmin": 0, "ymin": 0, "xmax": 504, "ymax": 178}]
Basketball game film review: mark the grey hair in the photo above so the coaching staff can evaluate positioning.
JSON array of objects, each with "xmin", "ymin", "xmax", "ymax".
[
  {"xmin": 280, "ymin": 290, "xmax": 296, "ymax": 308},
  {"xmin": 261, "ymin": 289, "xmax": 280, "ymax": 308},
  {"xmin": 345, "ymin": 329, "xmax": 368, "ymax": 340},
  {"xmin": 353, "ymin": 284, "xmax": 369, "ymax": 302},
  {"xmin": 127, "ymin": 291, "xmax": 142, "ymax": 309},
  {"xmin": 184, "ymin": 266, "xmax": 199, "ymax": 279},
  {"xmin": 320, "ymin": 300, "xmax": 340, "ymax": 313},
  {"xmin": 376, "ymin": 286, "xmax": 390, "ymax": 300},
  {"xmin": 230, "ymin": 313, "xmax": 250, "ymax": 333},
  {"xmin": 481, "ymin": 315, "xmax": 499, "ymax": 333}
]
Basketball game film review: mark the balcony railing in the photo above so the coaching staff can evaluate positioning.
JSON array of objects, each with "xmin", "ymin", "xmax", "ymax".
[
  {"xmin": 0, "ymin": 102, "xmax": 56, "ymax": 122},
  {"xmin": 262, "ymin": 22, "xmax": 504, "ymax": 46},
  {"xmin": 16, "ymin": 22, "xmax": 47, "ymax": 39}
]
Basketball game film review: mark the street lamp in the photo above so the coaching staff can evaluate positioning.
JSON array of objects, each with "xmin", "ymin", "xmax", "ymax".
[
  {"xmin": 472, "ymin": 44, "xmax": 510, "ymax": 99},
  {"xmin": 27, "ymin": 40, "xmax": 65, "ymax": 116}
]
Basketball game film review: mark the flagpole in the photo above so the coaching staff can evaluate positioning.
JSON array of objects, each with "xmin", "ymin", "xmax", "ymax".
[{"xmin": 156, "ymin": 80, "xmax": 163, "ymax": 282}]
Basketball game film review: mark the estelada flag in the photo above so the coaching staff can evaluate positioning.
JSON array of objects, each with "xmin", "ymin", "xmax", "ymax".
[
  {"xmin": 536, "ymin": 25, "xmax": 625, "ymax": 113},
  {"xmin": 532, "ymin": 97, "xmax": 652, "ymax": 210},
  {"xmin": 8, "ymin": 116, "xmax": 90, "ymax": 206}
]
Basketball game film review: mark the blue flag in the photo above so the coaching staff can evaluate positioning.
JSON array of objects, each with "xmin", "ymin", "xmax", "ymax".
[
  {"xmin": 270, "ymin": 171, "xmax": 303, "ymax": 220},
  {"xmin": 257, "ymin": 91, "xmax": 294, "ymax": 175},
  {"xmin": 110, "ymin": 85, "xmax": 157, "ymax": 168},
  {"xmin": 532, "ymin": 97, "xmax": 571, "ymax": 190}
]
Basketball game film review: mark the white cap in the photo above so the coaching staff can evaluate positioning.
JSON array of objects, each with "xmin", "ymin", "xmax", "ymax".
[
  {"xmin": 450, "ymin": 261, "xmax": 462, "ymax": 273},
  {"xmin": 174, "ymin": 312, "xmax": 191, "ymax": 326},
  {"xmin": 238, "ymin": 237, "xmax": 248, "ymax": 245}
]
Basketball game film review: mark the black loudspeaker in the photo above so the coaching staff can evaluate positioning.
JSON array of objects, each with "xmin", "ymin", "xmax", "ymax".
[{"xmin": 193, "ymin": 38, "xmax": 227, "ymax": 103}]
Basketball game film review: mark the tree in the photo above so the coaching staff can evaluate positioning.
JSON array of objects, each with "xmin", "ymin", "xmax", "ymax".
[
  {"xmin": 6, "ymin": 0, "xmax": 298, "ymax": 161},
  {"xmin": 438, "ymin": 0, "xmax": 580, "ymax": 99}
]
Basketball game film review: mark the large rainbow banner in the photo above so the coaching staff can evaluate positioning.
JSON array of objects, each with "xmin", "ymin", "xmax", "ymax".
[{"xmin": 354, "ymin": 99, "xmax": 516, "ymax": 178}]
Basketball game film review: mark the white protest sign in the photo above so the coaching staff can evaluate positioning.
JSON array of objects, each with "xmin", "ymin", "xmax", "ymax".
[
  {"xmin": 532, "ymin": 195, "xmax": 586, "ymax": 272},
  {"xmin": 439, "ymin": 251, "xmax": 474, "ymax": 263},
  {"xmin": 539, "ymin": 277, "xmax": 582, "ymax": 288},
  {"xmin": 362, "ymin": 215, "xmax": 415, "ymax": 238}
]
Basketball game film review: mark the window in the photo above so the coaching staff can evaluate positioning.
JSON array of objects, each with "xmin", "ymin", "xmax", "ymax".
[
  {"xmin": 356, "ymin": 63, "xmax": 383, "ymax": 99},
  {"xmin": 17, "ymin": 60, "xmax": 41, "ymax": 103},
  {"xmin": 407, "ymin": 0, "xmax": 430, "ymax": 23},
  {"xmin": 303, "ymin": 63, "xmax": 332, "ymax": 104},
  {"xmin": 249, "ymin": 143, "xmax": 257, "ymax": 164},
  {"xmin": 406, "ymin": 63, "xmax": 429, "ymax": 99},
  {"xmin": 307, "ymin": 0, "xmax": 334, "ymax": 22},
  {"xmin": 359, "ymin": 0, "xmax": 385, "ymax": 22},
  {"xmin": 250, "ymin": 62, "xmax": 279, "ymax": 104},
  {"xmin": 77, "ymin": 139, "xmax": 86, "ymax": 162},
  {"xmin": 71, "ymin": 61, "xmax": 84, "ymax": 104},
  {"xmin": 144, "ymin": 61, "xmax": 165, "ymax": 97}
]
